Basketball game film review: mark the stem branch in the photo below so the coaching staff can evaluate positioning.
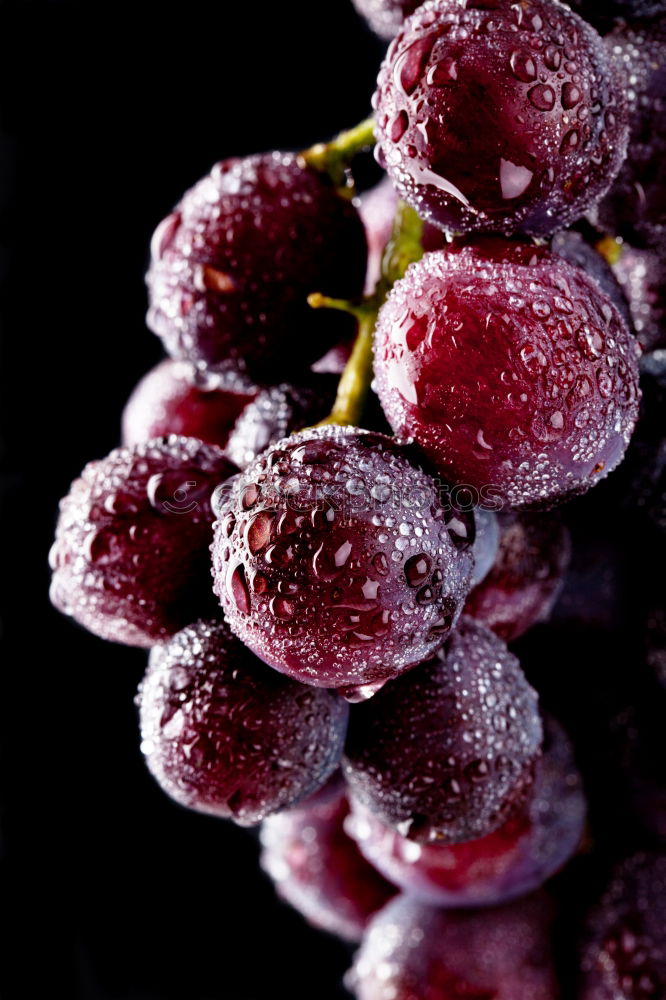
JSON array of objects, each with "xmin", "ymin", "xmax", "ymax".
[{"xmin": 302, "ymin": 117, "xmax": 376, "ymax": 188}]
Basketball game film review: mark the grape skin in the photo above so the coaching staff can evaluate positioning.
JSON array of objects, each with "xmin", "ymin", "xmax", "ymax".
[
  {"xmin": 343, "ymin": 617, "xmax": 543, "ymax": 844},
  {"xmin": 373, "ymin": 0, "xmax": 628, "ymax": 238},
  {"xmin": 346, "ymin": 716, "xmax": 585, "ymax": 907},
  {"xmin": 211, "ymin": 425, "xmax": 474, "ymax": 698},
  {"xmin": 49, "ymin": 436, "xmax": 236, "ymax": 647},
  {"xmin": 374, "ymin": 241, "xmax": 641, "ymax": 509},
  {"xmin": 139, "ymin": 619, "xmax": 349, "ymax": 825}
]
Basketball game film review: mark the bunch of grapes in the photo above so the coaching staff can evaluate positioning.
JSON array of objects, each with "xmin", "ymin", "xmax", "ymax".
[{"xmin": 52, "ymin": 0, "xmax": 665, "ymax": 996}]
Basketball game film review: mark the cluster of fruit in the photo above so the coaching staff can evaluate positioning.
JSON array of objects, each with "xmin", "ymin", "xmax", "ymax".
[{"xmin": 51, "ymin": 0, "xmax": 665, "ymax": 996}]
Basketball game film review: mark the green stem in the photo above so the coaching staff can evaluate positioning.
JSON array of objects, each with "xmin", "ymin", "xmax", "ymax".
[
  {"xmin": 378, "ymin": 199, "xmax": 425, "ymax": 292},
  {"xmin": 315, "ymin": 303, "xmax": 377, "ymax": 428},
  {"xmin": 302, "ymin": 117, "xmax": 376, "ymax": 189},
  {"xmin": 311, "ymin": 201, "xmax": 424, "ymax": 429}
]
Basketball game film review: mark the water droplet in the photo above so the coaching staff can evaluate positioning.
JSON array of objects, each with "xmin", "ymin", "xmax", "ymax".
[
  {"xmin": 416, "ymin": 585, "xmax": 435, "ymax": 605},
  {"xmin": 561, "ymin": 82, "xmax": 581, "ymax": 110},
  {"xmin": 390, "ymin": 110, "xmax": 409, "ymax": 142},
  {"xmin": 426, "ymin": 57, "xmax": 458, "ymax": 85},
  {"xmin": 371, "ymin": 483, "xmax": 392, "ymax": 502},
  {"xmin": 509, "ymin": 50, "xmax": 536, "ymax": 82},
  {"xmin": 241, "ymin": 483, "xmax": 260, "ymax": 510},
  {"xmin": 559, "ymin": 129, "xmax": 579, "ymax": 153},
  {"xmin": 85, "ymin": 528, "xmax": 116, "ymax": 565},
  {"xmin": 228, "ymin": 563, "xmax": 250, "ymax": 614},
  {"xmin": 245, "ymin": 511, "xmax": 273, "ymax": 554},
  {"xmin": 270, "ymin": 596, "xmax": 295, "ymax": 620},
  {"xmin": 404, "ymin": 553, "xmax": 432, "ymax": 587},
  {"xmin": 251, "ymin": 572, "xmax": 268, "ymax": 594},
  {"xmin": 528, "ymin": 84, "xmax": 555, "ymax": 111},
  {"xmin": 394, "ymin": 34, "xmax": 435, "ymax": 96},
  {"xmin": 372, "ymin": 552, "xmax": 389, "ymax": 576},
  {"xmin": 264, "ymin": 542, "xmax": 294, "ymax": 568},
  {"xmin": 597, "ymin": 369, "xmax": 613, "ymax": 398},
  {"xmin": 346, "ymin": 478, "xmax": 365, "ymax": 496}
]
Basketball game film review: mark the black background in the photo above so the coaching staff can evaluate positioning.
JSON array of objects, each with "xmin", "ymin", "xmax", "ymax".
[{"xmin": 0, "ymin": 2, "xmax": 385, "ymax": 996}]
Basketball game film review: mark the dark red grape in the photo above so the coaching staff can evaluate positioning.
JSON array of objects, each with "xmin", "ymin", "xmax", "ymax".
[
  {"xmin": 211, "ymin": 426, "xmax": 474, "ymax": 699},
  {"xmin": 260, "ymin": 787, "xmax": 396, "ymax": 941},
  {"xmin": 593, "ymin": 19, "xmax": 666, "ymax": 251},
  {"xmin": 463, "ymin": 512, "xmax": 571, "ymax": 641},
  {"xmin": 373, "ymin": 0, "xmax": 628, "ymax": 238},
  {"xmin": 49, "ymin": 437, "xmax": 236, "ymax": 646},
  {"xmin": 347, "ymin": 716, "xmax": 585, "ymax": 906},
  {"xmin": 373, "ymin": 240, "xmax": 640, "ymax": 509},
  {"xmin": 225, "ymin": 376, "xmax": 338, "ymax": 470},
  {"xmin": 146, "ymin": 153, "xmax": 366, "ymax": 384},
  {"xmin": 352, "ymin": 0, "xmax": 424, "ymax": 41},
  {"xmin": 138, "ymin": 618, "xmax": 349, "ymax": 825},
  {"xmin": 613, "ymin": 246, "xmax": 666, "ymax": 353},
  {"xmin": 343, "ymin": 617, "xmax": 542, "ymax": 844},
  {"xmin": 580, "ymin": 854, "xmax": 666, "ymax": 1000},
  {"xmin": 122, "ymin": 359, "xmax": 256, "ymax": 450},
  {"xmin": 552, "ymin": 229, "xmax": 632, "ymax": 333},
  {"xmin": 350, "ymin": 891, "xmax": 559, "ymax": 1000}
]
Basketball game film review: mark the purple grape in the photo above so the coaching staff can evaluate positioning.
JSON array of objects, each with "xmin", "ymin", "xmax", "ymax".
[
  {"xmin": 346, "ymin": 716, "xmax": 585, "ymax": 907},
  {"xmin": 594, "ymin": 18, "xmax": 666, "ymax": 252},
  {"xmin": 122, "ymin": 359, "xmax": 256, "ymax": 450},
  {"xmin": 463, "ymin": 512, "xmax": 571, "ymax": 642},
  {"xmin": 225, "ymin": 376, "xmax": 338, "ymax": 470},
  {"xmin": 146, "ymin": 153, "xmax": 366, "ymax": 384},
  {"xmin": 343, "ymin": 617, "xmax": 542, "ymax": 844},
  {"xmin": 211, "ymin": 426, "xmax": 474, "ymax": 700},
  {"xmin": 138, "ymin": 619, "xmax": 349, "ymax": 825},
  {"xmin": 580, "ymin": 854, "xmax": 666, "ymax": 1000},
  {"xmin": 49, "ymin": 437, "xmax": 236, "ymax": 646},
  {"xmin": 373, "ymin": 239, "xmax": 640, "ymax": 509},
  {"xmin": 373, "ymin": 0, "xmax": 628, "ymax": 238},
  {"xmin": 260, "ymin": 787, "xmax": 396, "ymax": 942},
  {"xmin": 613, "ymin": 246, "xmax": 666, "ymax": 353},
  {"xmin": 350, "ymin": 891, "xmax": 560, "ymax": 1000}
]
